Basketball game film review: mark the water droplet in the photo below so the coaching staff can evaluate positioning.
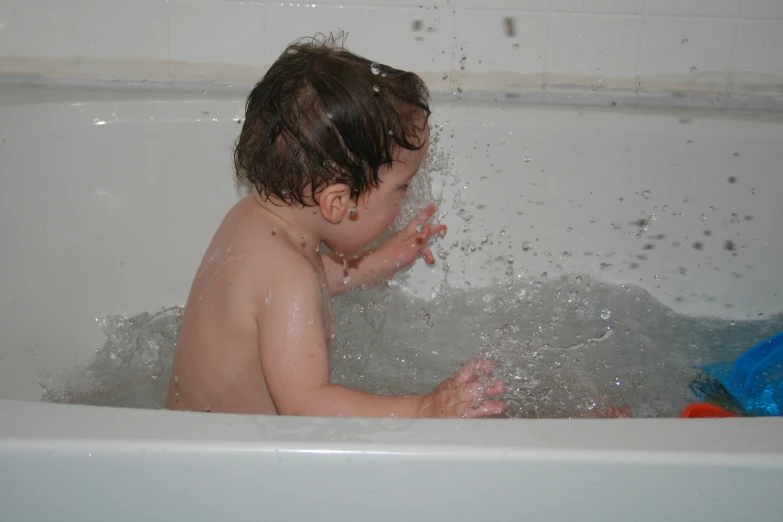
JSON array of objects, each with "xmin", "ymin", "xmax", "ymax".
[
  {"xmin": 522, "ymin": 241, "xmax": 531, "ymax": 251},
  {"xmin": 205, "ymin": 405, "xmax": 211, "ymax": 412},
  {"xmin": 699, "ymin": 213, "xmax": 707, "ymax": 222},
  {"xmin": 600, "ymin": 309, "xmax": 611, "ymax": 320},
  {"xmin": 327, "ymin": 112, "xmax": 333, "ymax": 119},
  {"xmin": 733, "ymin": 151, "xmax": 740, "ymax": 157},
  {"xmin": 600, "ymin": 263, "xmax": 612, "ymax": 271},
  {"xmin": 681, "ymin": 38, "xmax": 689, "ymax": 44},
  {"xmin": 265, "ymin": 290, "xmax": 272, "ymax": 304},
  {"xmin": 690, "ymin": 66, "xmax": 698, "ymax": 74},
  {"xmin": 507, "ymin": 256, "xmax": 514, "ymax": 264},
  {"xmin": 370, "ymin": 62, "xmax": 381, "ymax": 75},
  {"xmin": 540, "ymin": 272, "xmax": 548, "ymax": 280},
  {"xmin": 343, "ymin": 259, "xmax": 349, "ymax": 270},
  {"xmin": 642, "ymin": 190, "xmax": 652, "ymax": 199},
  {"xmin": 373, "ymin": 85, "xmax": 381, "ymax": 92},
  {"xmin": 662, "ymin": 205, "xmax": 668, "ymax": 211},
  {"xmin": 751, "ymin": 188, "xmax": 756, "ymax": 194},
  {"xmin": 524, "ymin": 157, "xmax": 530, "ymax": 163},
  {"xmin": 512, "ymin": 43, "xmax": 519, "ymax": 49},
  {"xmin": 567, "ymin": 226, "xmax": 573, "ymax": 233},
  {"xmin": 416, "ymin": 223, "xmax": 424, "ymax": 233},
  {"xmin": 396, "ymin": 261, "xmax": 402, "ymax": 267},
  {"xmin": 271, "ymin": 227, "xmax": 277, "ymax": 235},
  {"xmin": 343, "ymin": 276, "xmax": 351, "ymax": 285},
  {"xmin": 301, "ymin": 233, "xmax": 307, "ymax": 240},
  {"xmin": 505, "ymin": 266, "xmax": 514, "ymax": 276},
  {"xmin": 562, "ymin": 251, "xmax": 572, "ymax": 259},
  {"xmin": 388, "ymin": 129, "xmax": 394, "ymax": 136}
]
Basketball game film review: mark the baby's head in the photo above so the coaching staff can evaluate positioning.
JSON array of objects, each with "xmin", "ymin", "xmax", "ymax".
[{"xmin": 234, "ymin": 33, "xmax": 431, "ymax": 254}]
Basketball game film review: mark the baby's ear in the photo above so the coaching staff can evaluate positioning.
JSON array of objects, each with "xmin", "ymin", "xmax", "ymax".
[{"xmin": 318, "ymin": 183, "xmax": 352, "ymax": 224}]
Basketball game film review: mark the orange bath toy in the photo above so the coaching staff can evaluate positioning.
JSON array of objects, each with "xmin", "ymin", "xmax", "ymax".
[{"xmin": 681, "ymin": 403, "xmax": 739, "ymax": 418}]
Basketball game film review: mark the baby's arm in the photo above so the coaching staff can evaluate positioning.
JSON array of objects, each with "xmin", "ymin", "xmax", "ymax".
[
  {"xmin": 321, "ymin": 250, "xmax": 389, "ymax": 296},
  {"xmin": 258, "ymin": 271, "xmax": 503, "ymax": 418},
  {"xmin": 322, "ymin": 204, "xmax": 446, "ymax": 296}
]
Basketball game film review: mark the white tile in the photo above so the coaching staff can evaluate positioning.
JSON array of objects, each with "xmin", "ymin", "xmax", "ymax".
[
  {"xmin": 0, "ymin": 0, "xmax": 76, "ymax": 76},
  {"xmin": 741, "ymin": 0, "xmax": 783, "ymax": 20},
  {"xmin": 453, "ymin": 9, "xmax": 547, "ymax": 81},
  {"xmin": 646, "ymin": 0, "xmax": 741, "ymax": 18},
  {"xmin": 639, "ymin": 17, "xmax": 736, "ymax": 77},
  {"xmin": 551, "ymin": 0, "xmax": 644, "ymax": 15},
  {"xmin": 74, "ymin": 0, "xmax": 170, "ymax": 80},
  {"xmin": 171, "ymin": 1, "xmax": 264, "ymax": 81},
  {"xmin": 264, "ymin": 4, "xmax": 360, "ymax": 67},
  {"xmin": 733, "ymin": 20, "xmax": 783, "ymax": 74},
  {"xmin": 453, "ymin": 0, "xmax": 550, "ymax": 10},
  {"xmin": 546, "ymin": 14, "xmax": 643, "ymax": 87},
  {"xmin": 354, "ymin": 6, "xmax": 453, "ymax": 89},
  {"xmin": 0, "ymin": 0, "xmax": 74, "ymax": 58}
]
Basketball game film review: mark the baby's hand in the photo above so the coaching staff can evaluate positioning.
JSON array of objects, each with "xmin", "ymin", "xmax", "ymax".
[
  {"xmin": 380, "ymin": 204, "xmax": 446, "ymax": 275},
  {"xmin": 418, "ymin": 359, "xmax": 505, "ymax": 418}
]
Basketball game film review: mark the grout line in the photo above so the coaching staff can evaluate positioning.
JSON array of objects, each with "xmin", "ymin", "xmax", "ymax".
[
  {"xmin": 449, "ymin": 5, "xmax": 457, "ymax": 95},
  {"xmin": 541, "ymin": 0, "xmax": 552, "ymax": 94},
  {"xmin": 727, "ymin": 0, "xmax": 744, "ymax": 96},
  {"xmin": 72, "ymin": 0, "xmax": 81, "ymax": 78},
  {"xmin": 633, "ymin": 0, "xmax": 647, "ymax": 93},
  {"xmin": 167, "ymin": 1, "xmax": 173, "ymax": 81}
]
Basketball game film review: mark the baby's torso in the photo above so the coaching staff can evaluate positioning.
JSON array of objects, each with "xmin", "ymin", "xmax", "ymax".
[{"xmin": 166, "ymin": 196, "xmax": 333, "ymax": 414}]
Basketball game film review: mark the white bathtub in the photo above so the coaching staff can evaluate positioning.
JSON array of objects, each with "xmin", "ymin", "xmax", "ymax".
[{"xmin": 1, "ymin": 83, "xmax": 782, "ymax": 520}]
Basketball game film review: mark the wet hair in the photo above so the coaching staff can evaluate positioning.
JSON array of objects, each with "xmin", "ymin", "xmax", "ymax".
[{"xmin": 234, "ymin": 33, "xmax": 431, "ymax": 207}]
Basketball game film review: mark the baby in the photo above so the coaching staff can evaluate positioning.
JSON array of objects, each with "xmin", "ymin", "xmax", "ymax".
[{"xmin": 166, "ymin": 36, "xmax": 505, "ymax": 418}]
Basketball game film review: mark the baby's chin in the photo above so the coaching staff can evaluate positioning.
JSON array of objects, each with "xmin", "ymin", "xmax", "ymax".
[{"xmin": 322, "ymin": 239, "xmax": 363, "ymax": 258}]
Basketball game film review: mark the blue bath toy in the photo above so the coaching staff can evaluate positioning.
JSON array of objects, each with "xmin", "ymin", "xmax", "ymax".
[{"xmin": 695, "ymin": 332, "xmax": 783, "ymax": 416}]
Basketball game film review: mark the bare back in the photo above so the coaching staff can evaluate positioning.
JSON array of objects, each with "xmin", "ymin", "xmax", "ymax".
[{"xmin": 166, "ymin": 195, "xmax": 331, "ymax": 414}]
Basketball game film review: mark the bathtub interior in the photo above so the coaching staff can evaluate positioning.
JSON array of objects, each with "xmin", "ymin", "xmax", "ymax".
[{"xmin": 1, "ymin": 84, "xmax": 782, "ymax": 412}]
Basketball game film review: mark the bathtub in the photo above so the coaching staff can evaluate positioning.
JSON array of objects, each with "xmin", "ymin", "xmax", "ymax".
[{"xmin": 1, "ymin": 83, "xmax": 782, "ymax": 521}]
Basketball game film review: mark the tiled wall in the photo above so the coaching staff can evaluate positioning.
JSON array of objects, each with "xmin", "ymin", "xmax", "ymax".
[{"xmin": 1, "ymin": 0, "xmax": 782, "ymax": 99}]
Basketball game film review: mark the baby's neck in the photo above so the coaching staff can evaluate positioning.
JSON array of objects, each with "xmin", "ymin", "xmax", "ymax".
[{"xmin": 250, "ymin": 192, "xmax": 327, "ymax": 255}]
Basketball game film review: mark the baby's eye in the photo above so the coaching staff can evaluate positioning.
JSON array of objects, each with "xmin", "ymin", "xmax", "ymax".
[{"xmin": 399, "ymin": 183, "xmax": 409, "ymax": 192}]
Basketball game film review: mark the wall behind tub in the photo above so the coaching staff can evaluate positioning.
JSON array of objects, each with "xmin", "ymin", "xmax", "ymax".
[{"xmin": 0, "ymin": 0, "xmax": 781, "ymax": 103}]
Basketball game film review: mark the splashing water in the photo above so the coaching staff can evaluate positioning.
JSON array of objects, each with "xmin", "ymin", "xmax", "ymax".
[
  {"xmin": 40, "ymin": 278, "xmax": 783, "ymax": 418},
  {"xmin": 41, "ymin": 307, "xmax": 183, "ymax": 408},
  {"xmin": 38, "ymin": 117, "xmax": 783, "ymax": 418},
  {"xmin": 330, "ymin": 278, "xmax": 783, "ymax": 418}
]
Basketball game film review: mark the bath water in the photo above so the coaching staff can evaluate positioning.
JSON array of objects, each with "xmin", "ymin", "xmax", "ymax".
[
  {"xmin": 40, "ymin": 277, "xmax": 783, "ymax": 418},
  {"xmin": 39, "ymin": 122, "xmax": 783, "ymax": 417}
]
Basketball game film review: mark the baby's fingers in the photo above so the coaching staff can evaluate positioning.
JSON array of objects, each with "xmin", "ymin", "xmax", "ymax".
[
  {"xmin": 454, "ymin": 358, "xmax": 494, "ymax": 385},
  {"xmin": 463, "ymin": 400, "xmax": 505, "ymax": 418},
  {"xmin": 413, "ymin": 203, "xmax": 438, "ymax": 224},
  {"xmin": 456, "ymin": 379, "xmax": 504, "ymax": 403},
  {"xmin": 422, "ymin": 247, "xmax": 435, "ymax": 264},
  {"xmin": 484, "ymin": 380, "xmax": 505, "ymax": 396},
  {"xmin": 430, "ymin": 224, "xmax": 447, "ymax": 237}
]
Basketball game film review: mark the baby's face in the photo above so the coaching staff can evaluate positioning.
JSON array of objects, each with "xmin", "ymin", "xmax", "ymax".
[{"xmin": 326, "ymin": 124, "xmax": 429, "ymax": 255}]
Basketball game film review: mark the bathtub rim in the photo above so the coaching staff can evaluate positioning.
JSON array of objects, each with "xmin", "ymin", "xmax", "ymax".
[{"xmin": 2, "ymin": 399, "xmax": 783, "ymax": 462}]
